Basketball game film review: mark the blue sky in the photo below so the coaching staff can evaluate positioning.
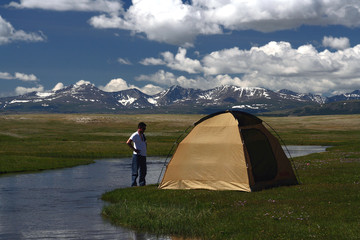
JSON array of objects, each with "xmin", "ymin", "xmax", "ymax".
[{"xmin": 1, "ymin": 0, "xmax": 360, "ymax": 97}]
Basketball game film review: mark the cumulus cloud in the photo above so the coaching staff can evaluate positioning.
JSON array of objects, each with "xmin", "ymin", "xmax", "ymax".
[
  {"xmin": 99, "ymin": 78, "xmax": 163, "ymax": 95},
  {"xmin": 136, "ymin": 70, "xmax": 246, "ymax": 90},
  {"xmin": 8, "ymin": 0, "xmax": 122, "ymax": 13},
  {"xmin": 139, "ymin": 57, "xmax": 166, "ymax": 66},
  {"xmin": 136, "ymin": 70, "xmax": 179, "ymax": 86},
  {"xmin": 322, "ymin": 36, "xmax": 350, "ymax": 50},
  {"xmin": 99, "ymin": 78, "xmax": 135, "ymax": 92},
  {"xmin": 0, "ymin": 71, "xmax": 39, "ymax": 81},
  {"xmin": 140, "ymin": 48, "xmax": 202, "ymax": 73},
  {"xmin": 52, "ymin": 82, "xmax": 65, "ymax": 91},
  {"xmin": 9, "ymin": 0, "xmax": 360, "ymax": 46},
  {"xmin": 137, "ymin": 41, "xmax": 360, "ymax": 94},
  {"xmin": 75, "ymin": 80, "xmax": 92, "ymax": 86},
  {"xmin": 139, "ymin": 84, "xmax": 164, "ymax": 95},
  {"xmin": 0, "ymin": 15, "xmax": 46, "ymax": 45},
  {"xmin": 15, "ymin": 85, "xmax": 44, "ymax": 95},
  {"xmin": 200, "ymin": 41, "xmax": 360, "ymax": 76},
  {"xmin": 89, "ymin": 0, "xmax": 221, "ymax": 46},
  {"xmin": 0, "ymin": 72, "xmax": 13, "ymax": 79},
  {"xmin": 206, "ymin": 42, "xmax": 360, "ymax": 93},
  {"xmin": 89, "ymin": 0, "xmax": 360, "ymax": 46},
  {"xmin": 14, "ymin": 72, "xmax": 38, "ymax": 81}
]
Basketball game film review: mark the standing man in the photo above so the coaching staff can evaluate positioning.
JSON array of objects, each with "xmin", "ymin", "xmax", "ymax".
[{"xmin": 126, "ymin": 122, "xmax": 147, "ymax": 187}]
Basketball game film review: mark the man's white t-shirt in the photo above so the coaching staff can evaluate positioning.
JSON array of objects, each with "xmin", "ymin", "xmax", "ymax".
[{"xmin": 129, "ymin": 131, "xmax": 147, "ymax": 156}]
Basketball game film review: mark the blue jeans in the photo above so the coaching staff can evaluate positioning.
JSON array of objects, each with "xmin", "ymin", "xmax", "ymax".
[{"xmin": 131, "ymin": 154, "xmax": 147, "ymax": 186}]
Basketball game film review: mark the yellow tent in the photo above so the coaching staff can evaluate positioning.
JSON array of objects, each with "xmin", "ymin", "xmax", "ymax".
[{"xmin": 159, "ymin": 110, "xmax": 298, "ymax": 192}]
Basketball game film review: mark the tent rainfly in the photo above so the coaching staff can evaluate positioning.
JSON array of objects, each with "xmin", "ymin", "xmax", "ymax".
[{"xmin": 159, "ymin": 110, "xmax": 298, "ymax": 192}]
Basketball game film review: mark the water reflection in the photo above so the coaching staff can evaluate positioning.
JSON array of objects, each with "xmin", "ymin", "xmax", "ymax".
[
  {"xmin": 0, "ymin": 146, "xmax": 328, "ymax": 239},
  {"xmin": 0, "ymin": 157, "xmax": 170, "ymax": 240},
  {"xmin": 283, "ymin": 145, "xmax": 328, "ymax": 158}
]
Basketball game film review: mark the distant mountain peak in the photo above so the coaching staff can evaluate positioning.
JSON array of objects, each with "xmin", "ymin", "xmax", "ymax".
[
  {"xmin": 169, "ymin": 85, "xmax": 185, "ymax": 90},
  {"xmin": 278, "ymin": 89, "xmax": 298, "ymax": 95},
  {"xmin": 0, "ymin": 84, "xmax": 359, "ymax": 114}
]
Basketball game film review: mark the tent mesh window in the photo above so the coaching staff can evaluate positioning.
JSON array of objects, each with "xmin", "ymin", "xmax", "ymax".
[{"xmin": 242, "ymin": 128, "xmax": 278, "ymax": 182}]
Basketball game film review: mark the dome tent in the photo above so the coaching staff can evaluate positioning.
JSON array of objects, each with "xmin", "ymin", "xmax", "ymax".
[{"xmin": 159, "ymin": 110, "xmax": 298, "ymax": 192}]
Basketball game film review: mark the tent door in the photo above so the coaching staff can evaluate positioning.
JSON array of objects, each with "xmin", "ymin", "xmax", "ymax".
[{"xmin": 241, "ymin": 128, "xmax": 278, "ymax": 183}]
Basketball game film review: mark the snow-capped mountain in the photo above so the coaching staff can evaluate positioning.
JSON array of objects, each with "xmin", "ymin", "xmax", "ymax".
[
  {"xmin": 112, "ymin": 88, "xmax": 153, "ymax": 108},
  {"xmin": 327, "ymin": 90, "xmax": 360, "ymax": 102},
  {"xmin": 0, "ymin": 82, "xmax": 358, "ymax": 114},
  {"xmin": 277, "ymin": 89, "xmax": 327, "ymax": 104},
  {"xmin": 148, "ymin": 85, "xmax": 203, "ymax": 106}
]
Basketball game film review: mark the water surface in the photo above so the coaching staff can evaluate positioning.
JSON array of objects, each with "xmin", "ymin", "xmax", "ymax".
[
  {"xmin": 283, "ymin": 145, "xmax": 328, "ymax": 158},
  {"xmin": 0, "ymin": 157, "xmax": 168, "ymax": 240},
  {"xmin": 0, "ymin": 146, "xmax": 328, "ymax": 239}
]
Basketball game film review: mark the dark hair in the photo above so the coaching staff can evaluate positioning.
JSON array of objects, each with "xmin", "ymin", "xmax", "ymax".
[{"xmin": 138, "ymin": 122, "xmax": 147, "ymax": 129}]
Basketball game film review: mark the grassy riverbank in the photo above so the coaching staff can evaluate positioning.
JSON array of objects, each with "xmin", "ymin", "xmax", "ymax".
[
  {"xmin": 101, "ymin": 114, "xmax": 360, "ymax": 240},
  {"xmin": 0, "ymin": 114, "xmax": 200, "ymax": 173},
  {"xmin": 1, "ymin": 113, "xmax": 359, "ymax": 239}
]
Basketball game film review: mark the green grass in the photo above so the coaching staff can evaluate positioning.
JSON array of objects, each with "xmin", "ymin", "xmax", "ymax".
[
  {"xmin": 101, "ymin": 114, "xmax": 360, "ymax": 240},
  {"xmin": 0, "ymin": 114, "xmax": 200, "ymax": 173},
  {"xmin": 0, "ymin": 155, "xmax": 93, "ymax": 173},
  {"xmin": 102, "ymin": 154, "xmax": 360, "ymax": 240},
  {"xmin": 102, "ymin": 181, "xmax": 359, "ymax": 240},
  {"xmin": 1, "ymin": 113, "xmax": 359, "ymax": 239}
]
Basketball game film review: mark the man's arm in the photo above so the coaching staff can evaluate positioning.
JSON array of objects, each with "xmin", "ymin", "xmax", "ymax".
[{"xmin": 127, "ymin": 138, "xmax": 140, "ymax": 153}]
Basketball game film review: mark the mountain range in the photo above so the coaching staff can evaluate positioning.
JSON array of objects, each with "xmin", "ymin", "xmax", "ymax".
[{"xmin": 1, "ymin": 82, "xmax": 360, "ymax": 115}]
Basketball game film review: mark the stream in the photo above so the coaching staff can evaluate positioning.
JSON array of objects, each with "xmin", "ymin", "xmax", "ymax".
[{"xmin": 0, "ymin": 146, "xmax": 328, "ymax": 240}]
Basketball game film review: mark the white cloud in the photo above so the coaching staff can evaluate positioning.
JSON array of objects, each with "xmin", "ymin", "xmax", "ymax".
[
  {"xmin": 140, "ymin": 48, "xmax": 202, "ymax": 73},
  {"xmin": 0, "ymin": 15, "xmax": 46, "ymax": 45},
  {"xmin": 8, "ymin": 0, "xmax": 122, "ymax": 13},
  {"xmin": 139, "ymin": 57, "xmax": 166, "ymax": 66},
  {"xmin": 75, "ymin": 80, "xmax": 92, "ymax": 86},
  {"xmin": 135, "ymin": 70, "xmax": 246, "ymax": 90},
  {"xmin": 89, "ymin": 0, "xmax": 221, "ymax": 46},
  {"xmin": 89, "ymin": 0, "xmax": 360, "ymax": 46},
  {"xmin": 0, "ymin": 71, "xmax": 39, "ymax": 81},
  {"xmin": 14, "ymin": 72, "xmax": 38, "ymax": 81},
  {"xmin": 0, "ymin": 72, "xmax": 13, "ymax": 79},
  {"xmin": 213, "ymin": 74, "xmax": 247, "ymax": 87},
  {"xmin": 9, "ymin": 0, "xmax": 360, "ymax": 47},
  {"xmin": 201, "ymin": 42, "xmax": 360, "ymax": 93},
  {"xmin": 138, "ymin": 40, "xmax": 360, "ymax": 94},
  {"xmin": 136, "ymin": 70, "xmax": 178, "ymax": 86},
  {"xmin": 15, "ymin": 85, "xmax": 44, "ymax": 95},
  {"xmin": 77, "ymin": 79, "xmax": 162, "ymax": 94},
  {"xmin": 200, "ymin": 41, "xmax": 360, "ymax": 76},
  {"xmin": 322, "ymin": 36, "xmax": 350, "ymax": 50},
  {"xmin": 52, "ymin": 82, "xmax": 65, "ymax": 91},
  {"xmin": 99, "ymin": 77, "xmax": 163, "ymax": 95},
  {"xmin": 99, "ymin": 78, "xmax": 135, "ymax": 92},
  {"xmin": 138, "ymin": 84, "xmax": 164, "ymax": 95},
  {"xmin": 117, "ymin": 57, "xmax": 132, "ymax": 65}
]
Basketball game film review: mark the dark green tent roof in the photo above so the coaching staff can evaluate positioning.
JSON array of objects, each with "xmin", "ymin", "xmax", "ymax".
[{"xmin": 194, "ymin": 110, "xmax": 262, "ymax": 127}]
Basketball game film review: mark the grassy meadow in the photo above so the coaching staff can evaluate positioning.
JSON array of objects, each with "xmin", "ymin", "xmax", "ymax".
[
  {"xmin": 100, "ymin": 114, "xmax": 360, "ymax": 240},
  {"xmin": 0, "ymin": 114, "xmax": 200, "ymax": 173},
  {"xmin": 1, "ymin": 113, "xmax": 359, "ymax": 239}
]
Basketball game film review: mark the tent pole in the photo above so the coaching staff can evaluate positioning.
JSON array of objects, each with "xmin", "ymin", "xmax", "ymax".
[{"xmin": 157, "ymin": 125, "xmax": 193, "ymax": 185}]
